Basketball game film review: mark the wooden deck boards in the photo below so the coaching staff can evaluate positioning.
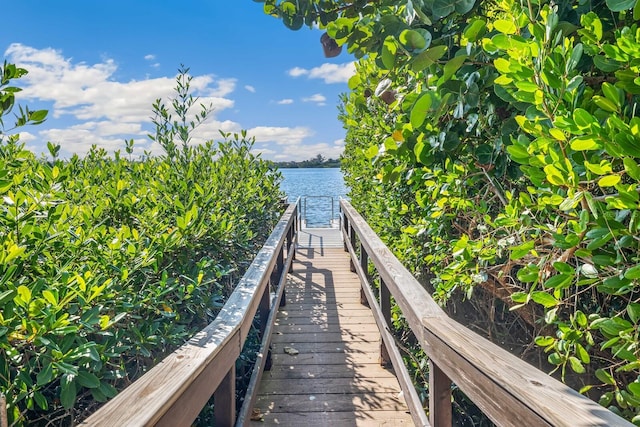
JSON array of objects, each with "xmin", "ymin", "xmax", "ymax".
[{"xmin": 249, "ymin": 244, "xmax": 413, "ymax": 426}]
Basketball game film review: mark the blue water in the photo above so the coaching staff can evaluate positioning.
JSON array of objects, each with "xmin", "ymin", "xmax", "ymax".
[{"xmin": 278, "ymin": 168, "xmax": 348, "ymax": 227}]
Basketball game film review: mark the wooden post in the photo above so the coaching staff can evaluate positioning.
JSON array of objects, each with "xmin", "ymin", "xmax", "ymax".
[
  {"xmin": 0, "ymin": 394, "xmax": 7, "ymax": 427},
  {"xmin": 380, "ymin": 278, "xmax": 392, "ymax": 366},
  {"xmin": 342, "ymin": 215, "xmax": 349, "ymax": 252},
  {"xmin": 259, "ymin": 285, "xmax": 270, "ymax": 336},
  {"xmin": 429, "ymin": 359, "xmax": 452, "ymax": 427},
  {"xmin": 359, "ymin": 243, "xmax": 369, "ymax": 307},
  {"xmin": 214, "ymin": 366, "xmax": 236, "ymax": 427}
]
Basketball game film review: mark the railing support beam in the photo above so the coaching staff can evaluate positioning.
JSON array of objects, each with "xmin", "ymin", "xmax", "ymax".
[
  {"xmin": 214, "ymin": 366, "xmax": 236, "ymax": 427},
  {"xmin": 429, "ymin": 360, "xmax": 452, "ymax": 427},
  {"xmin": 380, "ymin": 278, "xmax": 392, "ymax": 367}
]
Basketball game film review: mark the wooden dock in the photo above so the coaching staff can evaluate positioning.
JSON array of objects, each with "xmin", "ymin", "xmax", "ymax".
[{"xmin": 249, "ymin": 228, "xmax": 413, "ymax": 426}]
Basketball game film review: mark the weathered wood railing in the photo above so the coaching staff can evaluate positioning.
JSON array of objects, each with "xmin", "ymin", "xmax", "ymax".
[
  {"xmin": 340, "ymin": 199, "xmax": 632, "ymax": 427},
  {"xmin": 81, "ymin": 201, "xmax": 298, "ymax": 427}
]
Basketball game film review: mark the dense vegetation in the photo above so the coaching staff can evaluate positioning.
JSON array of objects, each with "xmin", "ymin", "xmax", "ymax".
[
  {"xmin": 270, "ymin": 154, "xmax": 340, "ymax": 168},
  {"xmin": 0, "ymin": 63, "xmax": 283, "ymax": 425},
  {"xmin": 261, "ymin": 0, "xmax": 640, "ymax": 422}
]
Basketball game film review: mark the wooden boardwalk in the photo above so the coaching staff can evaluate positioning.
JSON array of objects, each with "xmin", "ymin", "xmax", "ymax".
[{"xmin": 249, "ymin": 228, "xmax": 413, "ymax": 426}]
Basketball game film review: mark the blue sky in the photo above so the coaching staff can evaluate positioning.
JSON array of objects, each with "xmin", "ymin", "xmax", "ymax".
[{"xmin": 2, "ymin": 1, "xmax": 355, "ymax": 161}]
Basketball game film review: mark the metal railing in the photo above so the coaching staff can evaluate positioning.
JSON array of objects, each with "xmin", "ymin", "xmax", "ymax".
[{"xmin": 301, "ymin": 195, "xmax": 340, "ymax": 228}]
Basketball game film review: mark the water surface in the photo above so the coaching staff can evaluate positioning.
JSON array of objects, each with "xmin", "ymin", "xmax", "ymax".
[{"xmin": 279, "ymin": 168, "xmax": 348, "ymax": 227}]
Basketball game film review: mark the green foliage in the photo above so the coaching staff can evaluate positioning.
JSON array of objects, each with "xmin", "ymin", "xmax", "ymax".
[
  {"xmin": 263, "ymin": 0, "xmax": 640, "ymax": 422},
  {"xmin": 0, "ymin": 64, "xmax": 283, "ymax": 425}
]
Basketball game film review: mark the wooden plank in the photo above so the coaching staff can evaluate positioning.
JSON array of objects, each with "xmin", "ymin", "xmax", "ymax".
[
  {"xmin": 254, "ymin": 392, "xmax": 408, "ymax": 412},
  {"xmin": 248, "ymin": 245, "xmax": 413, "ymax": 427},
  {"xmin": 275, "ymin": 315, "xmax": 375, "ymax": 326},
  {"xmin": 258, "ymin": 377, "xmax": 403, "ymax": 395},
  {"xmin": 269, "ymin": 341, "xmax": 379, "ymax": 354},
  {"xmin": 262, "ymin": 363, "xmax": 398, "ymax": 380},
  {"xmin": 250, "ymin": 410, "xmax": 414, "ymax": 426},
  {"xmin": 270, "ymin": 351, "xmax": 379, "ymax": 365},
  {"xmin": 272, "ymin": 323, "xmax": 380, "ymax": 334},
  {"xmin": 272, "ymin": 331, "xmax": 382, "ymax": 343},
  {"xmin": 281, "ymin": 302, "xmax": 374, "ymax": 312}
]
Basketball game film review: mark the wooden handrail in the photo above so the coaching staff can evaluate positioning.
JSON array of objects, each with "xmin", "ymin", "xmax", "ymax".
[
  {"xmin": 339, "ymin": 199, "xmax": 632, "ymax": 427},
  {"xmin": 81, "ymin": 201, "xmax": 299, "ymax": 427}
]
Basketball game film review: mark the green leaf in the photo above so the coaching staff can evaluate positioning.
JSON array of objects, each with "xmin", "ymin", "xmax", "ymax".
[
  {"xmin": 0, "ymin": 289, "xmax": 16, "ymax": 306},
  {"xmin": 511, "ymin": 291, "xmax": 529, "ymax": 303},
  {"xmin": 531, "ymin": 291, "xmax": 559, "ymax": 308},
  {"xmin": 364, "ymin": 145, "xmax": 378, "ymax": 160},
  {"xmin": 628, "ymin": 303, "xmax": 640, "ymax": 323},
  {"xmin": 399, "ymin": 29, "xmax": 430, "ymax": 52},
  {"xmin": 37, "ymin": 363, "xmax": 54, "ymax": 386},
  {"xmin": 566, "ymin": 44, "xmax": 583, "ymax": 73},
  {"xmin": 510, "ymin": 240, "xmax": 534, "ymax": 259},
  {"xmin": 77, "ymin": 371, "xmax": 101, "ymax": 389},
  {"xmin": 33, "ymin": 391, "xmax": 48, "ymax": 411},
  {"xmin": 625, "ymin": 265, "xmax": 640, "ymax": 280},
  {"xmin": 548, "ymin": 352, "xmax": 562, "ymax": 365},
  {"xmin": 624, "ymin": 158, "xmax": 640, "ymax": 180},
  {"xmin": 516, "ymin": 264, "xmax": 539, "ymax": 282},
  {"xmin": 534, "ymin": 336, "xmax": 555, "ymax": 346},
  {"xmin": 464, "ymin": 19, "xmax": 486, "ymax": 42},
  {"xmin": 602, "ymin": 82, "xmax": 622, "ymax": 107},
  {"xmin": 16, "ymin": 285, "xmax": 31, "ymax": 304},
  {"xmin": 494, "ymin": 19, "xmax": 517, "ymax": 34},
  {"xmin": 598, "ymin": 174, "xmax": 621, "ymax": 187},
  {"xmin": 381, "ymin": 36, "xmax": 397, "ymax": 70},
  {"xmin": 570, "ymin": 136, "xmax": 601, "ymax": 151},
  {"xmin": 606, "ymin": 0, "xmax": 636, "ymax": 12},
  {"xmin": 442, "ymin": 55, "xmax": 467, "ymax": 82},
  {"xmin": 410, "ymin": 46, "xmax": 447, "ymax": 72},
  {"xmin": 576, "ymin": 343, "xmax": 591, "ymax": 364},
  {"xmin": 593, "ymin": 95, "xmax": 619, "ymax": 112},
  {"xmin": 60, "ymin": 374, "xmax": 77, "ymax": 409},
  {"xmin": 409, "ymin": 92, "xmax": 433, "ymax": 129},
  {"xmin": 596, "ymin": 368, "xmax": 616, "ymax": 385},
  {"xmin": 569, "ymin": 356, "xmax": 586, "ymax": 373}
]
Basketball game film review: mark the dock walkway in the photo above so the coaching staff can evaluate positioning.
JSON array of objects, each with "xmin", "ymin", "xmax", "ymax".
[{"xmin": 249, "ymin": 228, "xmax": 413, "ymax": 426}]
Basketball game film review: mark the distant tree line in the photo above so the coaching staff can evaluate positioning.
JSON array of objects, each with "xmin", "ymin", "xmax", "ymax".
[{"xmin": 270, "ymin": 154, "xmax": 340, "ymax": 168}]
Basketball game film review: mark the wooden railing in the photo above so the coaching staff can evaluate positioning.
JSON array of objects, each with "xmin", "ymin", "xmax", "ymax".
[
  {"xmin": 340, "ymin": 199, "xmax": 632, "ymax": 427},
  {"xmin": 81, "ymin": 201, "xmax": 298, "ymax": 427}
]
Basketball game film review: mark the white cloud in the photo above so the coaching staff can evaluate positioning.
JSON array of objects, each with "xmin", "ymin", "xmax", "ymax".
[
  {"xmin": 4, "ymin": 43, "xmax": 239, "ymax": 156},
  {"xmin": 247, "ymin": 126, "xmax": 314, "ymax": 146},
  {"xmin": 287, "ymin": 67, "xmax": 308, "ymax": 78},
  {"xmin": 5, "ymin": 43, "xmax": 341, "ymax": 162},
  {"xmin": 287, "ymin": 62, "xmax": 355, "ymax": 84},
  {"xmin": 302, "ymin": 93, "xmax": 326, "ymax": 106},
  {"xmin": 244, "ymin": 85, "xmax": 256, "ymax": 93}
]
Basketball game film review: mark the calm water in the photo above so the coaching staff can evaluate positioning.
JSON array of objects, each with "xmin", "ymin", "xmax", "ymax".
[{"xmin": 279, "ymin": 168, "xmax": 348, "ymax": 227}]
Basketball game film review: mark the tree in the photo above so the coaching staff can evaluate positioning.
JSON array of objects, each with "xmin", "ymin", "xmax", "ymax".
[{"xmin": 260, "ymin": 0, "xmax": 640, "ymax": 421}]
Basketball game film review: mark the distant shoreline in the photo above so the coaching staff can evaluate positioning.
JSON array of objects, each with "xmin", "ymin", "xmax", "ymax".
[{"xmin": 269, "ymin": 156, "xmax": 341, "ymax": 169}]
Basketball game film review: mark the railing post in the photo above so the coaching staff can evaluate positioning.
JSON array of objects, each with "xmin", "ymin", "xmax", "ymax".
[
  {"xmin": 214, "ymin": 366, "xmax": 236, "ymax": 426},
  {"xmin": 428, "ymin": 359, "xmax": 452, "ymax": 427},
  {"xmin": 380, "ymin": 278, "xmax": 391, "ymax": 366},
  {"xmin": 359, "ymin": 243, "xmax": 369, "ymax": 307},
  {"xmin": 349, "ymin": 225, "xmax": 357, "ymax": 272},
  {"xmin": 342, "ymin": 214, "xmax": 349, "ymax": 253}
]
